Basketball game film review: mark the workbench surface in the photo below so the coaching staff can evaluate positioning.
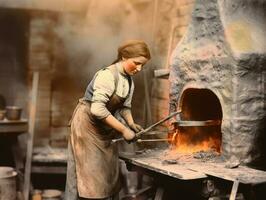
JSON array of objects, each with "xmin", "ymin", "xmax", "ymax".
[{"xmin": 120, "ymin": 148, "xmax": 266, "ymax": 185}]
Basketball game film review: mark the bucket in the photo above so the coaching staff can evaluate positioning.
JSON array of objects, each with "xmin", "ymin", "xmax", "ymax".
[
  {"xmin": 6, "ymin": 106, "xmax": 22, "ymax": 120},
  {"xmin": 0, "ymin": 167, "xmax": 17, "ymax": 200},
  {"xmin": 42, "ymin": 189, "xmax": 62, "ymax": 200}
]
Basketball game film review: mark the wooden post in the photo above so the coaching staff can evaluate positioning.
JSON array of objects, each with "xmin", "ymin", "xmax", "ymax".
[
  {"xmin": 143, "ymin": 70, "xmax": 152, "ymax": 126},
  {"xmin": 164, "ymin": 21, "xmax": 178, "ymax": 69},
  {"xmin": 23, "ymin": 72, "xmax": 39, "ymax": 200},
  {"xmin": 154, "ymin": 187, "xmax": 164, "ymax": 200},
  {"xmin": 229, "ymin": 179, "xmax": 239, "ymax": 200},
  {"xmin": 151, "ymin": 0, "xmax": 159, "ymax": 48}
]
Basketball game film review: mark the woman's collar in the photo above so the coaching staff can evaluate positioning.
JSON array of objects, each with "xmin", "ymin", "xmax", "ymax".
[{"xmin": 116, "ymin": 62, "xmax": 128, "ymax": 76}]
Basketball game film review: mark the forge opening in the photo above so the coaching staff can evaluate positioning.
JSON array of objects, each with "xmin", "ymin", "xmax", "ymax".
[
  {"xmin": 173, "ymin": 88, "xmax": 223, "ymax": 153},
  {"xmin": 180, "ymin": 88, "xmax": 223, "ymax": 121}
]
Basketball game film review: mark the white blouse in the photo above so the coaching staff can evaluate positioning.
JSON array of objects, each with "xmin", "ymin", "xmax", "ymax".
[{"xmin": 90, "ymin": 64, "xmax": 134, "ymax": 119}]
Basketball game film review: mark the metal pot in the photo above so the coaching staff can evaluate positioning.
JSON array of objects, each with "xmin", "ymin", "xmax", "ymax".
[
  {"xmin": 6, "ymin": 106, "xmax": 22, "ymax": 120},
  {"xmin": 0, "ymin": 110, "xmax": 6, "ymax": 120},
  {"xmin": 0, "ymin": 167, "xmax": 17, "ymax": 200}
]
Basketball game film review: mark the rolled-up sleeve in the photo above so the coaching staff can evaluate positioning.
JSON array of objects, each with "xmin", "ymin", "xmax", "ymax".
[{"xmin": 90, "ymin": 70, "xmax": 115, "ymax": 119}]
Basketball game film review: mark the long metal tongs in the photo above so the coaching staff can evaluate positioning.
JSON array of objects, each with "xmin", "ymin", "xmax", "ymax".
[
  {"xmin": 111, "ymin": 110, "xmax": 181, "ymax": 144},
  {"xmin": 136, "ymin": 138, "xmax": 171, "ymax": 143}
]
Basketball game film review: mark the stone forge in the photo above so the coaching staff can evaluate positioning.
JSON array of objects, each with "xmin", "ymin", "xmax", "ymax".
[{"xmin": 169, "ymin": 0, "xmax": 266, "ymax": 168}]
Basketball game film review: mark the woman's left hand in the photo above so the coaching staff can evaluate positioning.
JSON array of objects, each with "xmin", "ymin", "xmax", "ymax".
[{"xmin": 129, "ymin": 123, "xmax": 144, "ymax": 133}]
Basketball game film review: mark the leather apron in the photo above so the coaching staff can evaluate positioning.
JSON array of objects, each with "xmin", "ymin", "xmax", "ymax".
[{"xmin": 66, "ymin": 91, "xmax": 128, "ymax": 199}]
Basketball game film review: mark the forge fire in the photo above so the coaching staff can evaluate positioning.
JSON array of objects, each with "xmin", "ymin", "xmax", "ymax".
[{"xmin": 169, "ymin": 127, "xmax": 222, "ymax": 154}]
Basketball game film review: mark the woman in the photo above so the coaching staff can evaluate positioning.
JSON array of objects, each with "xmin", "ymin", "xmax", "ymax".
[{"xmin": 65, "ymin": 40, "xmax": 151, "ymax": 200}]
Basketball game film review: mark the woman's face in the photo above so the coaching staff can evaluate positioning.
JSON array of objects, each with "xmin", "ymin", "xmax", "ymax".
[{"xmin": 122, "ymin": 56, "xmax": 149, "ymax": 76}]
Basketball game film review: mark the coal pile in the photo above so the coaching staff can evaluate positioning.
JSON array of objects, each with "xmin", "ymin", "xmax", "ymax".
[{"xmin": 193, "ymin": 150, "xmax": 220, "ymax": 162}]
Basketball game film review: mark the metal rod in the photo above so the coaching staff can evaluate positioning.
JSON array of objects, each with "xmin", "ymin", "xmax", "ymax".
[
  {"xmin": 135, "ymin": 110, "xmax": 181, "ymax": 138},
  {"xmin": 137, "ymin": 139, "xmax": 171, "ymax": 143},
  {"xmin": 111, "ymin": 110, "xmax": 181, "ymax": 144},
  {"xmin": 111, "ymin": 131, "xmax": 167, "ymax": 144}
]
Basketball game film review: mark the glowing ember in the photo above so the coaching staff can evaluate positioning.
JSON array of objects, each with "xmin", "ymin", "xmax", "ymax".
[{"xmin": 169, "ymin": 127, "xmax": 221, "ymax": 154}]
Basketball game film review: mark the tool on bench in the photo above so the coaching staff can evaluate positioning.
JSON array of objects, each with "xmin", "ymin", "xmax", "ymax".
[
  {"xmin": 111, "ymin": 110, "xmax": 182, "ymax": 144},
  {"xmin": 136, "ymin": 138, "xmax": 171, "ymax": 143}
]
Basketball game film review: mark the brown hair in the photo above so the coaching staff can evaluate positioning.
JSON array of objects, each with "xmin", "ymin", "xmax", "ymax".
[{"xmin": 112, "ymin": 40, "xmax": 151, "ymax": 64}]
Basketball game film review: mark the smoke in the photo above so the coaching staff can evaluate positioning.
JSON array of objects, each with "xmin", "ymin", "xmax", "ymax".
[
  {"xmin": 49, "ymin": 0, "xmax": 154, "ymax": 125},
  {"xmin": 54, "ymin": 0, "xmax": 149, "ymax": 84}
]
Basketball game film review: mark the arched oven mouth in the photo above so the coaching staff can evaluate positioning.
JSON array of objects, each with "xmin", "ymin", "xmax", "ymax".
[{"xmin": 170, "ymin": 88, "xmax": 223, "ymax": 154}]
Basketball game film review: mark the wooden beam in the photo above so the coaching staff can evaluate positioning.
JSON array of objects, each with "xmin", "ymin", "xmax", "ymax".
[
  {"xmin": 23, "ymin": 72, "xmax": 39, "ymax": 200},
  {"xmin": 154, "ymin": 187, "xmax": 164, "ymax": 200},
  {"xmin": 151, "ymin": 0, "xmax": 159, "ymax": 49},
  {"xmin": 0, "ymin": 0, "xmax": 88, "ymax": 12},
  {"xmin": 229, "ymin": 179, "xmax": 239, "ymax": 200},
  {"xmin": 31, "ymin": 166, "xmax": 67, "ymax": 174},
  {"xmin": 154, "ymin": 69, "xmax": 170, "ymax": 78},
  {"xmin": 143, "ymin": 70, "xmax": 152, "ymax": 126}
]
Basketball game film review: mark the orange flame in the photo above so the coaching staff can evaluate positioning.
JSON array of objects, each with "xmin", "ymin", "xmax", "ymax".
[{"xmin": 168, "ymin": 127, "xmax": 221, "ymax": 154}]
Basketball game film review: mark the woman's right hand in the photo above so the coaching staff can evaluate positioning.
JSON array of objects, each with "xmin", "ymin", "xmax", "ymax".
[{"xmin": 121, "ymin": 128, "xmax": 136, "ymax": 143}]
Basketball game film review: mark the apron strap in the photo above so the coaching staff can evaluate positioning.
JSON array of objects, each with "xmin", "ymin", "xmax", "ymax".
[{"xmin": 108, "ymin": 65, "xmax": 119, "ymax": 92}]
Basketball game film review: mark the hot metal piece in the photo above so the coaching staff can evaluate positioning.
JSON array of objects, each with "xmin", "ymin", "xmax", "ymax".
[{"xmin": 173, "ymin": 120, "xmax": 221, "ymax": 127}]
